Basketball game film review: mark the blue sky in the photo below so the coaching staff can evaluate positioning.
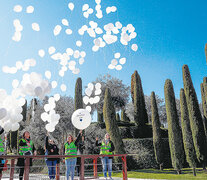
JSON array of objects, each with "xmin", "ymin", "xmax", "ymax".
[{"xmin": 0, "ymin": 0, "xmax": 206, "ymax": 104}]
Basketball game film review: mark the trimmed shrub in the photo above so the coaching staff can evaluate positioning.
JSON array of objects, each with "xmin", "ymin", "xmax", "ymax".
[
  {"xmin": 151, "ymin": 91, "xmax": 164, "ymax": 170},
  {"xmin": 182, "ymin": 65, "xmax": 207, "ymax": 166},
  {"xmin": 180, "ymin": 88, "xmax": 197, "ymax": 175},
  {"xmin": 201, "ymin": 80, "xmax": 207, "ymax": 137},
  {"xmin": 164, "ymin": 79, "xmax": 184, "ymax": 173}
]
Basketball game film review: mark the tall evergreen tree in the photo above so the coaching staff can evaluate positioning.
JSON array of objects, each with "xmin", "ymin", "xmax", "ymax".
[
  {"xmin": 151, "ymin": 91, "xmax": 164, "ymax": 170},
  {"xmin": 75, "ymin": 77, "xmax": 83, "ymax": 135},
  {"xmin": 182, "ymin": 65, "xmax": 207, "ymax": 168},
  {"xmin": 97, "ymin": 112, "xmax": 104, "ymax": 123},
  {"xmin": 164, "ymin": 79, "xmax": 184, "ymax": 174},
  {"xmin": 200, "ymin": 82, "xmax": 207, "ymax": 137},
  {"xmin": 132, "ymin": 70, "xmax": 148, "ymax": 126},
  {"xmin": 103, "ymin": 88, "xmax": 125, "ymax": 154},
  {"xmin": 180, "ymin": 89, "xmax": 197, "ymax": 176}
]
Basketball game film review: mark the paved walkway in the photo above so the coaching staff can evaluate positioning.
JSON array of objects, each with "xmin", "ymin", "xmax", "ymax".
[{"xmin": 2, "ymin": 174, "xmax": 157, "ymax": 180}]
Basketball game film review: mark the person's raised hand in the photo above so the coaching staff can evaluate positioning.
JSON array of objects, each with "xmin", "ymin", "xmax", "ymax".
[{"xmin": 96, "ymin": 137, "xmax": 98, "ymax": 141}]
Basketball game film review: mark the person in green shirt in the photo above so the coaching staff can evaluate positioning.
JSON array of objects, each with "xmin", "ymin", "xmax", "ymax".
[
  {"xmin": 16, "ymin": 131, "xmax": 36, "ymax": 180},
  {"xmin": 96, "ymin": 133, "xmax": 115, "ymax": 180},
  {"xmin": 63, "ymin": 130, "xmax": 82, "ymax": 180}
]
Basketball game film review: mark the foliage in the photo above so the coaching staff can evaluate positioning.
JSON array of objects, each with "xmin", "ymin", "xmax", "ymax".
[
  {"xmin": 151, "ymin": 91, "xmax": 164, "ymax": 169},
  {"xmin": 164, "ymin": 79, "xmax": 184, "ymax": 172},
  {"xmin": 75, "ymin": 77, "xmax": 83, "ymax": 110},
  {"xmin": 180, "ymin": 88, "xmax": 197, "ymax": 170},
  {"xmin": 103, "ymin": 88, "xmax": 125, "ymax": 154},
  {"xmin": 116, "ymin": 113, "xmax": 120, "ymax": 122},
  {"xmin": 201, "ymin": 80, "xmax": 207, "ymax": 137},
  {"xmin": 121, "ymin": 109, "xmax": 130, "ymax": 122},
  {"xmin": 92, "ymin": 74, "xmax": 130, "ymax": 113},
  {"xmin": 97, "ymin": 112, "xmax": 104, "ymax": 123},
  {"xmin": 182, "ymin": 65, "xmax": 207, "ymax": 164},
  {"xmin": 133, "ymin": 70, "xmax": 148, "ymax": 126}
]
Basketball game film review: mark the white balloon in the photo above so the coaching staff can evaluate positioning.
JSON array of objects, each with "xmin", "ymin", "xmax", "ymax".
[
  {"xmin": 13, "ymin": 5, "xmax": 22, "ymax": 13},
  {"xmin": 86, "ymin": 106, "xmax": 91, "ymax": 113},
  {"xmin": 54, "ymin": 25, "xmax": 62, "ymax": 36},
  {"xmin": 79, "ymin": 58, "xmax": 85, "ymax": 65},
  {"xmin": 13, "ymin": 19, "xmax": 20, "ymax": 27},
  {"xmin": 51, "ymin": 81, "xmax": 58, "ymax": 89},
  {"xmin": 85, "ymin": 88, "xmax": 92, "ymax": 97},
  {"xmin": 88, "ymin": 8, "xmax": 94, "ymax": 15},
  {"xmin": 111, "ymin": 6, "xmax": 117, "ymax": 12},
  {"xmin": 11, "ymin": 123, "xmax": 20, "ymax": 131},
  {"xmin": 131, "ymin": 44, "xmax": 138, "ymax": 52},
  {"xmin": 38, "ymin": 49, "xmax": 45, "ymax": 57},
  {"xmin": 72, "ymin": 68, "xmax": 80, "ymax": 74},
  {"xmin": 44, "ymin": 104, "xmax": 50, "ymax": 112},
  {"xmin": 88, "ymin": 83, "xmax": 94, "ymax": 91},
  {"xmin": 32, "ymin": 23, "xmax": 40, "ymax": 31},
  {"xmin": 95, "ymin": 89, "xmax": 102, "ymax": 95},
  {"xmin": 68, "ymin": 3, "xmax": 74, "ymax": 11},
  {"xmin": 94, "ymin": 39, "xmax": 101, "ymax": 46},
  {"xmin": 108, "ymin": 64, "xmax": 115, "ymax": 70},
  {"xmin": 94, "ymin": 96, "xmax": 100, "ymax": 103},
  {"xmin": 83, "ymin": 11, "xmax": 89, "ymax": 18},
  {"xmin": 71, "ymin": 109, "xmax": 91, "ymax": 130},
  {"xmin": 45, "ymin": 123, "xmax": 55, "ymax": 132},
  {"xmin": 95, "ymin": 0, "xmax": 101, "ymax": 4},
  {"xmin": 3, "ymin": 121, "xmax": 12, "ymax": 132},
  {"xmin": 66, "ymin": 48, "xmax": 73, "ymax": 56},
  {"xmin": 26, "ymin": 6, "xmax": 34, "ymax": 13},
  {"xmin": 82, "ymin": 4, "xmax": 89, "ymax": 11},
  {"xmin": 48, "ymin": 46, "xmax": 56, "ymax": 55},
  {"xmin": 130, "ymin": 32, "xmax": 137, "ymax": 39},
  {"xmin": 111, "ymin": 59, "xmax": 118, "ymax": 66},
  {"xmin": 18, "ymin": 97, "xmax": 26, "ymax": 106},
  {"xmin": 34, "ymin": 86, "xmax": 43, "ymax": 96},
  {"xmin": 41, "ymin": 112, "xmax": 49, "ymax": 122},
  {"xmin": 45, "ymin": 71, "xmax": 51, "ymax": 79},
  {"xmin": 0, "ymin": 108, "xmax": 7, "ymax": 120},
  {"xmin": 16, "ymin": 61, "xmax": 23, "ymax": 70},
  {"xmin": 69, "ymin": 60, "xmax": 76, "ymax": 66},
  {"xmin": 119, "ymin": 57, "xmax": 126, "ymax": 65},
  {"xmin": 60, "ymin": 84, "xmax": 67, "ymax": 92},
  {"xmin": 65, "ymin": 29, "xmax": 72, "ymax": 35},
  {"xmin": 73, "ymin": 50, "xmax": 80, "ymax": 59},
  {"xmin": 95, "ymin": 27, "xmax": 103, "ymax": 34},
  {"xmin": 106, "ymin": 7, "xmax": 111, "ymax": 14},
  {"xmin": 62, "ymin": 19, "xmax": 69, "ymax": 26},
  {"xmin": 92, "ymin": 45, "xmax": 99, "ymax": 52},
  {"xmin": 80, "ymin": 51, "xmax": 86, "ymax": 58},
  {"xmin": 76, "ymin": 41, "xmax": 82, "ymax": 47},
  {"xmin": 114, "ymin": 53, "xmax": 121, "ymax": 59},
  {"xmin": 95, "ymin": 83, "xmax": 101, "ymax": 89},
  {"xmin": 115, "ymin": 21, "xmax": 122, "ymax": 29},
  {"xmin": 54, "ymin": 94, "xmax": 60, "ymax": 101},
  {"xmin": 83, "ymin": 96, "xmax": 89, "ymax": 105},
  {"xmin": 116, "ymin": 65, "xmax": 122, "ymax": 71},
  {"xmin": 89, "ymin": 98, "xmax": 94, "ymax": 105},
  {"xmin": 12, "ymin": 79, "xmax": 19, "ymax": 89}
]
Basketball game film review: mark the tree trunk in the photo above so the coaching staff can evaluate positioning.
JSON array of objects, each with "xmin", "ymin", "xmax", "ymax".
[{"xmin": 193, "ymin": 168, "xmax": 196, "ymax": 176}]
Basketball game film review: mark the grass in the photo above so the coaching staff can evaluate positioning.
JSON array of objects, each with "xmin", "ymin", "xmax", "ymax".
[{"xmin": 110, "ymin": 168, "xmax": 207, "ymax": 179}]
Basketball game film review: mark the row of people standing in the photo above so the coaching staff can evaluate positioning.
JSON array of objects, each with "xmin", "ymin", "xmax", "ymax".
[{"xmin": 0, "ymin": 127, "xmax": 114, "ymax": 180}]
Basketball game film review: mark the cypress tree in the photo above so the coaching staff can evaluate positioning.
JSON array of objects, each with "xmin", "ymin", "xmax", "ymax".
[
  {"xmin": 103, "ymin": 88, "xmax": 125, "ymax": 154},
  {"xmin": 182, "ymin": 65, "xmax": 207, "ymax": 167},
  {"xmin": 151, "ymin": 91, "xmax": 164, "ymax": 170},
  {"xmin": 205, "ymin": 43, "xmax": 207, "ymax": 64},
  {"xmin": 133, "ymin": 70, "xmax": 148, "ymax": 126},
  {"xmin": 116, "ymin": 113, "xmax": 120, "ymax": 122},
  {"xmin": 97, "ymin": 112, "xmax": 104, "ymax": 124},
  {"xmin": 180, "ymin": 89, "xmax": 197, "ymax": 176},
  {"xmin": 164, "ymin": 79, "xmax": 184, "ymax": 174},
  {"xmin": 131, "ymin": 72, "xmax": 135, "ymax": 103},
  {"xmin": 121, "ymin": 109, "xmax": 130, "ymax": 122},
  {"xmin": 75, "ymin": 77, "xmax": 83, "ymax": 110},
  {"xmin": 75, "ymin": 77, "xmax": 83, "ymax": 135},
  {"xmin": 200, "ymin": 82, "xmax": 207, "ymax": 137}
]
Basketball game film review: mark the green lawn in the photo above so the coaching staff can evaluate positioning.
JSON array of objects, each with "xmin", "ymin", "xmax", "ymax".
[{"xmin": 111, "ymin": 168, "xmax": 207, "ymax": 179}]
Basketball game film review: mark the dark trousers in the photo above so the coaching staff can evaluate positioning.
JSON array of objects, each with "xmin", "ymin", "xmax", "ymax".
[
  {"xmin": 19, "ymin": 167, "xmax": 24, "ymax": 180},
  {"xmin": 76, "ymin": 157, "xmax": 81, "ymax": 176}
]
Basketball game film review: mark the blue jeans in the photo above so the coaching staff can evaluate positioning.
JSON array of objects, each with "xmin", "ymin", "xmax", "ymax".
[
  {"xmin": 65, "ymin": 158, "xmax": 77, "ymax": 180},
  {"xmin": 46, "ymin": 160, "xmax": 57, "ymax": 179},
  {"xmin": 101, "ymin": 157, "xmax": 112, "ymax": 178}
]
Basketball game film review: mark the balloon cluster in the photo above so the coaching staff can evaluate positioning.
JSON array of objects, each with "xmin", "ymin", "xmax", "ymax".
[
  {"xmin": 82, "ymin": 4, "xmax": 94, "ymax": 18},
  {"xmin": 12, "ymin": 19, "xmax": 23, "ymax": 42},
  {"xmin": 16, "ymin": 72, "xmax": 52, "ymax": 100},
  {"xmin": 108, "ymin": 53, "xmax": 126, "ymax": 71},
  {"xmin": 53, "ymin": 19, "xmax": 73, "ymax": 36},
  {"xmin": 83, "ymin": 83, "xmax": 102, "ymax": 112},
  {"xmin": 13, "ymin": 4, "xmax": 34, "ymax": 14},
  {"xmin": 2, "ymin": 58, "xmax": 36, "ymax": 74},
  {"xmin": 0, "ymin": 89, "xmax": 25, "ymax": 132},
  {"xmin": 41, "ymin": 94, "xmax": 61, "ymax": 132}
]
